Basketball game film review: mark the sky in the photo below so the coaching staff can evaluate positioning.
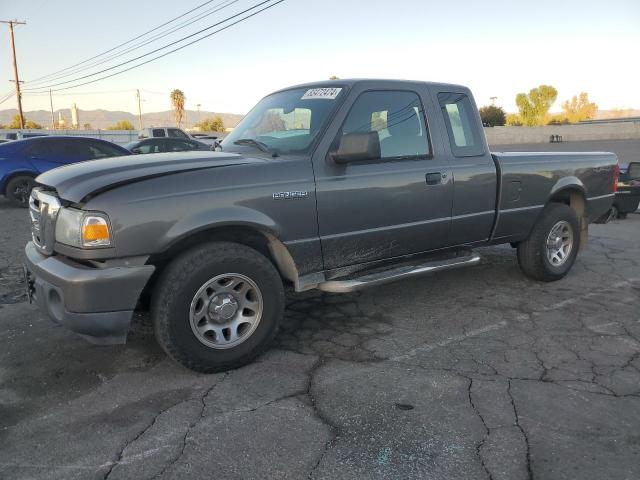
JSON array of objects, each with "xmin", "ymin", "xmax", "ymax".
[{"xmin": 0, "ymin": 0, "xmax": 638, "ymax": 116}]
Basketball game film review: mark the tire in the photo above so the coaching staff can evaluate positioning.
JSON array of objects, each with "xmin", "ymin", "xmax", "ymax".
[
  {"xmin": 5, "ymin": 175, "xmax": 35, "ymax": 207},
  {"xmin": 151, "ymin": 241, "xmax": 284, "ymax": 373},
  {"xmin": 517, "ymin": 203, "xmax": 581, "ymax": 282}
]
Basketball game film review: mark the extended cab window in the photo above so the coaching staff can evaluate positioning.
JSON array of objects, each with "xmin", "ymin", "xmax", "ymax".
[
  {"xmin": 438, "ymin": 92, "xmax": 484, "ymax": 157},
  {"xmin": 152, "ymin": 129, "xmax": 166, "ymax": 137},
  {"xmin": 340, "ymin": 90, "xmax": 429, "ymax": 159}
]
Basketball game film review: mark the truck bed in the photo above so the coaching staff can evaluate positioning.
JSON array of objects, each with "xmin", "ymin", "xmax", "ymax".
[{"xmin": 490, "ymin": 151, "xmax": 618, "ymax": 243}]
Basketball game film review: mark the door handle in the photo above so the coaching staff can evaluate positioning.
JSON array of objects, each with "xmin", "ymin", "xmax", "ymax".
[{"xmin": 425, "ymin": 172, "xmax": 443, "ymax": 185}]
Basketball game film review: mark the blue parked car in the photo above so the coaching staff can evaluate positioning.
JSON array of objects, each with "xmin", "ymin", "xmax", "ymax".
[{"xmin": 0, "ymin": 136, "xmax": 130, "ymax": 206}]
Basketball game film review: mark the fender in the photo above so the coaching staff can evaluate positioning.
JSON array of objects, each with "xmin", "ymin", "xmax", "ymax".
[
  {"xmin": 162, "ymin": 206, "xmax": 281, "ymax": 250},
  {"xmin": 547, "ymin": 176, "xmax": 585, "ymax": 201}
]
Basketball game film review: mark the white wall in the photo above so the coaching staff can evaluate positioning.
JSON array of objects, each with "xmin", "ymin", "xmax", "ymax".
[{"xmin": 485, "ymin": 121, "xmax": 640, "ymax": 145}]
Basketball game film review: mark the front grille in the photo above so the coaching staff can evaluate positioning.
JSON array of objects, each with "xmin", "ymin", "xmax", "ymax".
[{"xmin": 29, "ymin": 188, "xmax": 61, "ymax": 255}]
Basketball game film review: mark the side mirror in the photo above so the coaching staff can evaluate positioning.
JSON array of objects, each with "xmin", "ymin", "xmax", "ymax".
[
  {"xmin": 628, "ymin": 162, "xmax": 640, "ymax": 180},
  {"xmin": 131, "ymin": 148, "xmax": 142, "ymax": 154},
  {"xmin": 331, "ymin": 131, "xmax": 381, "ymax": 164}
]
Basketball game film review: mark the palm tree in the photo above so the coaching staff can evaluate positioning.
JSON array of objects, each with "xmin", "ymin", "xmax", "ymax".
[{"xmin": 170, "ymin": 89, "xmax": 186, "ymax": 128}]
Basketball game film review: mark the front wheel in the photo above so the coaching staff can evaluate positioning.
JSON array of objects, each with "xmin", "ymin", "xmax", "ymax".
[
  {"xmin": 5, "ymin": 175, "xmax": 35, "ymax": 207},
  {"xmin": 151, "ymin": 241, "xmax": 284, "ymax": 373},
  {"xmin": 517, "ymin": 203, "xmax": 581, "ymax": 282}
]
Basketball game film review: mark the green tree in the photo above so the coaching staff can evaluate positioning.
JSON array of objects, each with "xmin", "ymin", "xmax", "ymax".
[
  {"xmin": 83, "ymin": 123, "xmax": 92, "ymax": 130},
  {"xmin": 479, "ymin": 105, "xmax": 506, "ymax": 126},
  {"xmin": 196, "ymin": 116, "xmax": 225, "ymax": 132},
  {"xmin": 561, "ymin": 92, "xmax": 597, "ymax": 123},
  {"xmin": 107, "ymin": 120, "xmax": 135, "ymax": 130},
  {"xmin": 24, "ymin": 119, "xmax": 43, "ymax": 129},
  {"xmin": 8, "ymin": 114, "xmax": 23, "ymax": 129},
  {"xmin": 7, "ymin": 114, "xmax": 42, "ymax": 129},
  {"xmin": 515, "ymin": 85, "xmax": 558, "ymax": 126},
  {"xmin": 329, "ymin": 75, "xmax": 339, "ymax": 80},
  {"xmin": 505, "ymin": 114, "xmax": 523, "ymax": 126},
  {"xmin": 170, "ymin": 89, "xmax": 186, "ymax": 128}
]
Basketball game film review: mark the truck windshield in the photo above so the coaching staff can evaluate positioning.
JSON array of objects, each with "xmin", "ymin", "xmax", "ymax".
[{"xmin": 223, "ymin": 86, "xmax": 344, "ymax": 155}]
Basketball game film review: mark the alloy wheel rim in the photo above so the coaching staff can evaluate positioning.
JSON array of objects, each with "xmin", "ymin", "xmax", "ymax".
[
  {"xmin": 189, "ymin": 273, "xmax": 263, "ymax": 349},
  {"xmin": 546, "ymin": 220, "xmax": 573, "ymax": 267}
]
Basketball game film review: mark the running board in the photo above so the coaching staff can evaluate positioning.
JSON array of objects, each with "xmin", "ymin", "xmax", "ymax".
[{"xmin": 317, "ymin": 254, "xmax": 481, "ymax": 293}]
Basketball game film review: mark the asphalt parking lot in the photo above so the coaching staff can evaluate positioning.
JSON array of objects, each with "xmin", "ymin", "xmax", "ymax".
[{"xmin": 1, "ymin": 162, "xmax": 639, "ymax": 479}]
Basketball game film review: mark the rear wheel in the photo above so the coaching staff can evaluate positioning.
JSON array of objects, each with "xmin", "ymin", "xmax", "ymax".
[
  {"xmin": 151, "ymin": 241, "xmax": 284, "ymax": 373},
  {"xmin": 5, "ymin": 175, "xmax": 35, "ymax": 207},
  {"xmin": 517, "ymin": 203, "xmax": 581, "ymax": 282}
]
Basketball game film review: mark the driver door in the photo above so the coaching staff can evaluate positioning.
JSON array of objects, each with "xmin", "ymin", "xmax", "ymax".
[{"xmin": 313, "ymin": 88, "xmax": 453, "ymax": 270}]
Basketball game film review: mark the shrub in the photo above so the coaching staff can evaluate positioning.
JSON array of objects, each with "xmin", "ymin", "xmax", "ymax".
[{"xmin": 479, "ymin": 105, "xmax": 506, "ymax": 127}]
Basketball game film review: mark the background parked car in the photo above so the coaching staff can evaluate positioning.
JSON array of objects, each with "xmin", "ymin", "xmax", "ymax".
[
  {"xmin": 611, "ymin": 161, "xmax": 640, "ymax": 219},
  {"xmin": 189, "ymin": 133, "xmax": 222, "ymax": 147},
  {"xmin": 137, "ymin": 127, "xmax": 190, "ymax": 139},
  {"xmin": 124, "ymin": 137, "xmax": 212, "ymax": 154},
  {"xmin": 0, "ymin": 136, "xmax": 130, "ymax": 206},
  {"xmin": 0, "ymin": 132, "xmax": 48, "ymax": 141}
]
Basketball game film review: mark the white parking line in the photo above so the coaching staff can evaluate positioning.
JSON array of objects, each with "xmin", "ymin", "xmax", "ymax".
[
  {"xmin": 391, "ymin": 320, "xmax": 508, "ymax": 361},
  {"xmin": 539, "ymin": 278, "xmax": 639, "ymax": 312}
]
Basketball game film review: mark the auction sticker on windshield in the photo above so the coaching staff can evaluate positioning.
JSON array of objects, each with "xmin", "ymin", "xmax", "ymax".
[{"xmin": 301, "ymin": 88, "xmax": 342, "ymax": 100}]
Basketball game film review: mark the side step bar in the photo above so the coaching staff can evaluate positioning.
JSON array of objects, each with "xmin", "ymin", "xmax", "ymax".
[{"xmin": 317, "ymin": 254, "xmax": 481, "ymax": 293}]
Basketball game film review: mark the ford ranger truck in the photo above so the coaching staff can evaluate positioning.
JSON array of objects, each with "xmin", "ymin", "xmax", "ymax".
[{"xmin": 24, "ymin": 80, "xmax": 619, "ymax": 372}]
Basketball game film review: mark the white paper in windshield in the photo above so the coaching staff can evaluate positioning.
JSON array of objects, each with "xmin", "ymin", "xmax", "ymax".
[{"xmin": 301, "ymin": 88, "xmax": 342, "ymax": 100}]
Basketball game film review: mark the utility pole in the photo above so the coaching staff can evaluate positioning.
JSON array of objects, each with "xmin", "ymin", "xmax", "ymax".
[
  {"xmin": 49, "ymin": 89, "xmax": 55, "ymax": 130},
  {"xmin": 1, "ymin": 20, "xmax": 26, "ymax": 129},
  {"xmin": 135, "ymin": 89, "xmax": 143, "ymax": 130},
  {"xmin": 197, "ymin": 103, "xmax": 201, "ymax": 124}
]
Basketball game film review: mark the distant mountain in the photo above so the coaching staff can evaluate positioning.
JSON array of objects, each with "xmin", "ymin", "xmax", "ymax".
[{"xmin": 0, "ymin": 108, "xmax": 244, "ymax": 130}]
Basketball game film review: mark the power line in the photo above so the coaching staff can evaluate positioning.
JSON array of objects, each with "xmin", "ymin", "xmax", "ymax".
[
  {"xmin": 25, "ymin": 0, "xmax": 240, "ymax": 87},
  {"xmin": 25, "ymin": 0, "xmax": 221, "ymax": 84},
  {"xmin": 24, "ymin": 0, "xmax": 284, "ymax": 94},
  {"xmin": 0, "ymin": 92, "xmax": 15, "ymax": 105},
  {"xmin": 25, "ymin": 89, "xmax": 135, "ymax": 96}
]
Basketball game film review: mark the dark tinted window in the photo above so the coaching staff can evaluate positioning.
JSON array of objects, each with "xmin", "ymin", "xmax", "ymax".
[
  {"xmin": 152, "ymin": 129, "xmax": 166, "ymax": 137},
  {"xmin": 438, "ymin": 92, "xmax": 484, "ymax": 157},
  {"xmin": 86, "ymin": 141, "xmax": 126, "ymax": 159},
  {"xmin": 167, "ymin": 139, "xmax": 196, "ymax": 151},
  {"xmin": 7, "ymin": 133, "xmax": 17, "ymax": 140},
  {"xmin": 340, "ymin": 90, "xmax": 429, "ymax": 159},
  {"xmin": 136, "ymin": 139, "xmax": 164, "ymax": 154},
  {"xmin": 168, "ymin": 128, "xmax": 188, "ymax": 138},
  {"xmin": 29, "ymin": 138, "xmax": 83, "ymax": 157}
]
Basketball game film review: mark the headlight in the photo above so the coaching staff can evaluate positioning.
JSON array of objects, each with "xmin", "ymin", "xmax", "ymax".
[{"xmin": 55, "ymin": 208, "xmax": 112, "ymax": 248}]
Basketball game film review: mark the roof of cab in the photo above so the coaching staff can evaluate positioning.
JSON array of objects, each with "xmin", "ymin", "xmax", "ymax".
[{"xmin": 273, "ymin": 78, "xmax": 469, "ymax": 94}]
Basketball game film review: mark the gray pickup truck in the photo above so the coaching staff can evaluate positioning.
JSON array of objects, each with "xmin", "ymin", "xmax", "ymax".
[{"xmin": 24, "ymin": 79, "xmax": 618, "ymax": 372}]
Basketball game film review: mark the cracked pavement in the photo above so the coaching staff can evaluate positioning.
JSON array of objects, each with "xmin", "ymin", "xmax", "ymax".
[{"xmin": 1, "ymin": 196, "xmax": 639, "ymax": 479}]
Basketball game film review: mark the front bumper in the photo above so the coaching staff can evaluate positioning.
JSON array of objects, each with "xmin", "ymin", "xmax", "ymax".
[{"xmin": 24, "ymin": 241, "xmax": 155, "ymax": 345}]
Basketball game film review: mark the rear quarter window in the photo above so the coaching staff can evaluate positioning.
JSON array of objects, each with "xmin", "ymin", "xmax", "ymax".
[{"xmin": 437, "ymin": 92, "xmax": 484, "ymax": 157}]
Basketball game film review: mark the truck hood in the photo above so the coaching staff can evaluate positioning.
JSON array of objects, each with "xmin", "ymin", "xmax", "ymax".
[{"xmin": 36, "ymin": 151, "xmax": 267, "ymax": 203}]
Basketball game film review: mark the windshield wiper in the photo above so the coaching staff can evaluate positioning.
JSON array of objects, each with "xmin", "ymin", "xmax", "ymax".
[{"xmin": 233, "ymin": 138, "xmax": 278, "ymax": 157}]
